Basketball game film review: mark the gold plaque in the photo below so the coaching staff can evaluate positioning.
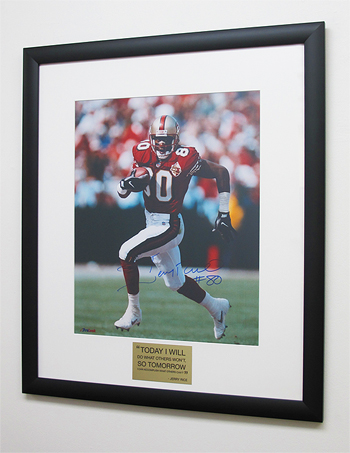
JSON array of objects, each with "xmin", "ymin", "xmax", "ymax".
[{"xmin": 133, "ymin": 342, "xmax": 192, "ymax": 385}]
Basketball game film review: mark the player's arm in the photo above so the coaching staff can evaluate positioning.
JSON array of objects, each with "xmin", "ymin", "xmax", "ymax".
[
  {"xmin": 195, "ymin": 160, "xmax": 236, "ymax": 243},
  {"xmin": 117, "ymin": 144, "xmax": 153, "ymax": 198},
  {"xmin": 117, "ymin": 170, "xmax": 136, "ymax": 198},
  {"xmin": 117, "ymin": 180, "xmax": 131, "ymax": 198},
  {"xmin": 195, "ymin": 160, "xmax": 230, "ymax": 192},
  {"xmin": 117, "ymin": 167, "xmax": 151, "ymax": 198}
]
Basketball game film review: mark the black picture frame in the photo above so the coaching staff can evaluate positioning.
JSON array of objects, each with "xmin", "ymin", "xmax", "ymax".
[{"xmin": 22, "ymin": 22, "xmax": 325, "ymax": 422}]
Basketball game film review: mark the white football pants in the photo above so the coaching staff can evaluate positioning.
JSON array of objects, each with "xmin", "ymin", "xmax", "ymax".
[{"xmin": 119, "ymin": 210, "xmax": 186, "ymax": 291}]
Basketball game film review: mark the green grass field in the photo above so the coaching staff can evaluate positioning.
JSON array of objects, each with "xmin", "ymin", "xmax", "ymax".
[{"xmin": 75, "ymin": 269, "xmax": 259, "ymax": 345}]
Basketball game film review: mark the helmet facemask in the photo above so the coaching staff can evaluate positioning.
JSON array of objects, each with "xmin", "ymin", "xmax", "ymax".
[
  {"xmin": 150, "ymin": 134, "xmax": 179, "ymax": 160},
  {"xmin": 149, "ymin": 115, "xmax": 180, "ymax": 161}
]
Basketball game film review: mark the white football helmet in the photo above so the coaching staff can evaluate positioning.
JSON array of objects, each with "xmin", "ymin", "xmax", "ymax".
[{"xmin": 149, "ymin": 115, "xmax": 180, "ymax": 160}]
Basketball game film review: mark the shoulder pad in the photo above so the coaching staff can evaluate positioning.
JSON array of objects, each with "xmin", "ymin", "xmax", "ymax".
[
  {"xmin": 132, "ymin": 140, "xmax": 153, "ymax": 165},
  {"xmin": 174, "ymin": 146, "xmax": 201, "ymax": 173}
]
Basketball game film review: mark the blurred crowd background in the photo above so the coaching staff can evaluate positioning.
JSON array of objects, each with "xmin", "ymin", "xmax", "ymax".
[{"xmin": 75, "ymin": 92, "xmax": 260, "ymax": 269}]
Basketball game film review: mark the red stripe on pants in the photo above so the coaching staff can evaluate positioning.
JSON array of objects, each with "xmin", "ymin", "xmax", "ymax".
[{"xmin": 125, "ymin": 216, "xmax": 180, "ymax": 263}]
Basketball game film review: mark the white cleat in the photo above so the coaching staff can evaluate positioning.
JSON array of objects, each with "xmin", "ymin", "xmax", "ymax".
[
  {"xmin": 211, "ymin": 298, "xmax": 231, "ymax": 340},
  {"xmin": 114, "ymin": 307, "xmax": 142, "ymax": 331}
]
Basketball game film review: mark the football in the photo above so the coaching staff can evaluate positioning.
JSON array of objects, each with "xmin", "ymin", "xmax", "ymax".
[{"xmin": 134, "ymin": 167, "xmax": 151, "ymax": 181}]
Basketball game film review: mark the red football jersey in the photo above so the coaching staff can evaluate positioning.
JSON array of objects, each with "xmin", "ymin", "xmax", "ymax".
[{"xmin": 132, "ymin": 140, "xmax": 202, "ymax": 214}]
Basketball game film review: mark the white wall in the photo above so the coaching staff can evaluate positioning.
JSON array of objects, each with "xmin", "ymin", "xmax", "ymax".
[{"xmin": 1, "ymin": 1, "xmax": 349, "ymax": 452}]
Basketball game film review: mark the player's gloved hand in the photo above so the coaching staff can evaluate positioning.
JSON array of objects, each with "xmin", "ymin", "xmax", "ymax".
[
  {"xmin": 120, "ymin": 170, "xmax": 149, "ymax": 192},
  {"xmin": 212, "ymin": 212, "xmax": 237, "ymax": 243}
]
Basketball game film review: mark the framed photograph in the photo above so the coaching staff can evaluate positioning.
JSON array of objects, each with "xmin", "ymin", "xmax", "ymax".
[{"xmin": 22, "ymin": 22, "xmax": 325, "ymax": 422}]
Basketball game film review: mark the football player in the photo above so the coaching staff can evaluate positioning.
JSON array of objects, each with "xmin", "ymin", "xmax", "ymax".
[{"xmin": 115, "ymin": 115, "xmax": 236, "ymax": 339}]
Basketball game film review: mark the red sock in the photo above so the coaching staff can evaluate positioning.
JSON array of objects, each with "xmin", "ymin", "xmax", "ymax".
[
  {"xmin": 120, "ymin": 259, "xmax": 139, "ymax": 295},
  {"xmin": 177, "ymin": 276, "xmax": 206, "ymax": 303}
]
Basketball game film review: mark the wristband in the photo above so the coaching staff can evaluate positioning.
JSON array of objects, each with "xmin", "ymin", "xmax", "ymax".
[
  {"xmin": 219, "ymin": 192, "xmax": 230, "ymax": 213},
  {"xmin": 117, "ymin": 181, "xmax": 128, "ymax": 196}
]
